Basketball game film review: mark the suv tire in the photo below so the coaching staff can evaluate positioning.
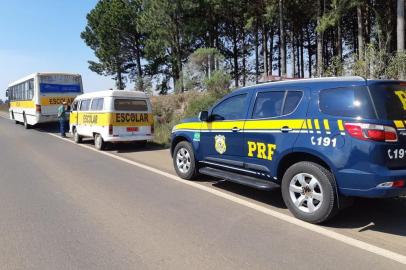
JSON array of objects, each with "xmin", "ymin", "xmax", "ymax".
[
  {"xmin": 281, "ymin": 161, "xmax": 338, "ymax": 224},
  {"xmin": 173, "ymin": 141, "xmax": 198, "ymax": 180}
]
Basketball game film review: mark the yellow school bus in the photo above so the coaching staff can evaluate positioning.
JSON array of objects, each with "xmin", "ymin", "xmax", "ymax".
[{"xmin": 6, "ymin": 72, "xmax": 83, "ymax": 128}]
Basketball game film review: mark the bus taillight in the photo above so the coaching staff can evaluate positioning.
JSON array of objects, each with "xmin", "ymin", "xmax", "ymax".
[
  {"xmin": 35, "ymin": 105, "xmax": 41, "ymax": 113},
  {"xmin": 108, "ymin": 125, "xmax": 113, "ymax": 135}
]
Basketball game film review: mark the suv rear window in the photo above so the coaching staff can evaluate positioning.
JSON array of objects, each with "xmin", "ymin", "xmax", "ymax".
[
  {"xmin": 319, "ymin": 87, "xmax": 376, "ymax": 119},
  {"xmin": 114, "ymin": 99, "xmax": 148, "ymax": 111},
  {"xmin": 369, "ymin": 83, "xmax": 406, "ymax": 120}
]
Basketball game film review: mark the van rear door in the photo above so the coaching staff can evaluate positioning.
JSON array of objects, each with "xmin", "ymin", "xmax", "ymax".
[{"xmin": 113, "ymin": 98, "xmax": 152, "ymax": 137}]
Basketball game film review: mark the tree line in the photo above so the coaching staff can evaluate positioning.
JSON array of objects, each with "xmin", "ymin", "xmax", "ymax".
[{"xmin": 82, "ymin": 0, "xmax": 406, "ymax": 92}]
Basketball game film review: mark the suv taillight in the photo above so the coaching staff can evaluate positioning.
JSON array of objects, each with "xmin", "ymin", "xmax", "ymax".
[{"xmin": 344, "ymin": 123, "xmax": 398, "ymax": 142}]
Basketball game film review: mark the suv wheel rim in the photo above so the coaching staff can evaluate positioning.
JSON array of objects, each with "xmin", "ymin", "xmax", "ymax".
[
  {"xmin": 176, "ymin": 148, "xmax": 191, "ymax": 174},
  {"xmin": 289, "ymin": 173, "xmax": 323, "ymax": 214}
]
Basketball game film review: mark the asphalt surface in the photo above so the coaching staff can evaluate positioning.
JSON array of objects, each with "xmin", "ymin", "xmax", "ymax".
[{"xmin": 0, "ymin": 116, "xmax": 405, "ymax": 269}]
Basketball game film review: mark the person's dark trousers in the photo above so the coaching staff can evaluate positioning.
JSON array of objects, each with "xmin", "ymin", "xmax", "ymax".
[{"xmin": 59, "ymin": 118, "xmax": 66, "ymax": 137}]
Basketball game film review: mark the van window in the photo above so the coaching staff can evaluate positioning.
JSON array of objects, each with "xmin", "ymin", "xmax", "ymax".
[
  {"xmin": 80, "ymin": 99, "xmax": 91, "ymax": 111},
  {"xmin": 71, "ymin": 101, "xmax": 78, "ymax": 111},
  {"xmin": 114, "ymin": 99, "xmax": 148, "ymax": 111},
  {"xmin": 91, "ymin": 98, "xmax": 104, "ymax": 111},
  {"xmin": 252, "ymin": 91, "xmax": 285, "ymax": 118},
  {"xmin": 319, "ymin": 87, "xmax": 376, "ymax": 119},
  {"xmin": 211, "ymin": 94, "xmax": 248, "ymax": 120}
]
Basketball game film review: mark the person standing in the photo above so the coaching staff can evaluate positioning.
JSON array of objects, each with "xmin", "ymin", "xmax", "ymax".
[{"xmin": 57, "ymin": 102, "xmax": 68, "ymax": 137}]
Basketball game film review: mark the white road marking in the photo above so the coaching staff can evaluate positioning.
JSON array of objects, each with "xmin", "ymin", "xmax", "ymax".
[
  {"xmin": 45, "ymin": 132, "xmax": 406, "ymax": 266},
  {"xmin": 1, "ymin": 114, "xmax": 405, "ymax": 265}
]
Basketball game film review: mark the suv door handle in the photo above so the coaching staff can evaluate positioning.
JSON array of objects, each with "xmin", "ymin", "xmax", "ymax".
[
  {"xmin": 280, "ymin": 126, "xmax": 292, "ymax": 133},
  {"xmin": 231, "ymin": 127, "xmax": 240, "ymax": 132}
]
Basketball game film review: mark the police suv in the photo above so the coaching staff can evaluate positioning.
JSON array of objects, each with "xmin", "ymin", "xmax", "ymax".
[{"xmin": 171, "ymin": 77, "xmax": 406, "ymax": 223}]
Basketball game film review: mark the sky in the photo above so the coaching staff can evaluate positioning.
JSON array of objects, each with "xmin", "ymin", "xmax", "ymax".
[{"xmin": 0, "ymin": 0, "xmax": 122, "ymax": 100}]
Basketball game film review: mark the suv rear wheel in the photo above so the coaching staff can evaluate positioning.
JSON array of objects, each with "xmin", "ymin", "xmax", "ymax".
[
  {"xmin": 173, "ymin": 141, "xmax": 198, "ymax": 180},
  {"xmin": 281, "ymin": 161, "xmax": 338, "ymax": 224}
]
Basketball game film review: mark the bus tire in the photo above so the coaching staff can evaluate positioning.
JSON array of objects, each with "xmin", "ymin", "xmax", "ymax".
[
  {"xmin": 23, "ymin": 113, "xmax": 30, "ymax": 129},
  {"xmin": 73, "ymin": 128, "xmax": 82, "ymax": 144},
  {"xmin": 94, "ymin": 133, "xmax": 105, "ymax": 150}
]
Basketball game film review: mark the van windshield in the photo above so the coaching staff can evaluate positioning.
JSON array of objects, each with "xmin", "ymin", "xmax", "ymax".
[
  {"xmin": 369, "ymin": 82, "xmax": 406, "ymax": 120},
  {"xmin": 114, "ymin": 99, "xmax": 148, "ymax": 111}
]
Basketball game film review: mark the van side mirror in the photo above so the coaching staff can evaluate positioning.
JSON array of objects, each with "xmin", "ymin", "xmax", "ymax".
[{"xmin": 199, "ymin": 111, "xmax": 209, "ymax": 122}]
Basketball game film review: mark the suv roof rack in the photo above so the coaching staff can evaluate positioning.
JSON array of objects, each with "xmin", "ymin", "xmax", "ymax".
[{"xmin": 258, "ymin": 75, "xmax": 303, "ymax": 84}]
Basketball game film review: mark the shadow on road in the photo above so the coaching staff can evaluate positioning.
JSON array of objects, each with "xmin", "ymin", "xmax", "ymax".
[
  {"xmin": 215, "ymin": 180, "xmax": 406, "ymax": 237},
  {"xmin": 325, "ymin": 197, "xmax": 406, "ymax": 236}
]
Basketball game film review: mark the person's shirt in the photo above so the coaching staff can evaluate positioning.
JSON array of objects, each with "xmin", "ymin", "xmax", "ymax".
[{"xmin": 57, "ymin": 105, "xmax": 66, "ymax": 120}]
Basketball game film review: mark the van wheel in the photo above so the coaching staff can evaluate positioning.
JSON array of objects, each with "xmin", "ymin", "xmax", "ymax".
[
  {"xmin": 173, "ymin": 141, "xmax": 198, "ymax": 180},
  {"xmin": 73, "ymin": 128, "xmax": 82, "ymax": 144},
  {"xmin": 281, "ymin": 161, "xmax": 338, "ymax": 224},
  {"xmin": 94, "ymin": 134, "xmax": 105, "ymax": 150},
  {"xmin": 23, "ymin": 113, "xmax": 30, "ymax": 129}
]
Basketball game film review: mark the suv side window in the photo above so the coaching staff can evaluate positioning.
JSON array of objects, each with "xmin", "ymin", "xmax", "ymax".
[
  {"xmin": 283, "ymin": 91, "xmax": 303, "ymax": 115},
  {"xmin": 319, "ymin": 87, "xmax": 376, "ymax": 119},
  {"xmin": 252, "ymin": 91, "xmax": 285, "ymax": 118},
  {"xmin": 211, "ymin": 94, "xmax": 247, "ymax": 120}
]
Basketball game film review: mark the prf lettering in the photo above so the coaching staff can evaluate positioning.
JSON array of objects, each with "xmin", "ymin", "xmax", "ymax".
[
  {"xmin": 394, "ymin": 90, "xmax": 406, "ymax": 110},
  {"xmin": 247, "ymin": 141, "xmax": 276, "ymax": 160}
]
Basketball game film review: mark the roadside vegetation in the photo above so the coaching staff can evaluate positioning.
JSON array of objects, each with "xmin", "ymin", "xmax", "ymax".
[
  {"xmin": 0, "ymin": 100, "xmax": 7, "ymax": 112},
  {"xmin": 80, "ymin": 0, "xmax": 406, "ymax": 145}
]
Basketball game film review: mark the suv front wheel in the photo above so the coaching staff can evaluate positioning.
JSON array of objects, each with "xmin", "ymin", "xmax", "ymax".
[
  {"xmin": 281, "ymin": 161, "xmax": 338, "ymax": 224},
  {"xmin": 173, "ymin": 141, "xmax": 198, "ymax": 180}
]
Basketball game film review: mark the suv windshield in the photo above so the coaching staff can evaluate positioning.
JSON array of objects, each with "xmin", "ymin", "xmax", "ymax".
[{"xmin": 369, "ymin": 82, "xmax": 406, "ymax": 120}]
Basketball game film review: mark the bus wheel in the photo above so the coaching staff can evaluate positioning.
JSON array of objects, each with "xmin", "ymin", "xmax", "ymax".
[
  {"xmin": 73, "ymin": 128, "xmax": 82, "ymax": 144},
  {"xmin": 23, "ymin": 113, "xmax": 30, "ymax": 129},
  {"xmin": 11, "ymin": 111, "xmax": 17, "ymax": 124},
  {"xmin": 94, "ymin": 134, "xmax": 105, "ymax": 150}
]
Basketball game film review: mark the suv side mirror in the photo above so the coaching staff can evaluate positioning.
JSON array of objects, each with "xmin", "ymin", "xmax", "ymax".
[{"xmin": 199, "ymin": 111, "xmax": 209, "ymax": 122}]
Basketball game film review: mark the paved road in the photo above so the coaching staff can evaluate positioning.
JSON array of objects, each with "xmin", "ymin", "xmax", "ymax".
[{"xmin": 0, "ymin": 117, "xmax": 405, "ymax": 269}]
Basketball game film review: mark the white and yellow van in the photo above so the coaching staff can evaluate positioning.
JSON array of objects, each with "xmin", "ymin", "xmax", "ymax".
[{"xmin": 69, "ymin": 90, "xmax": 154, "ymax": 150}]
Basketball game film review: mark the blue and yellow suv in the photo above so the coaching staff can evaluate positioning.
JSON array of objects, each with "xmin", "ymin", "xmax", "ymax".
[{"xmin": 171, "ymin": 77, "xmax": 406, "ymax": 223}]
